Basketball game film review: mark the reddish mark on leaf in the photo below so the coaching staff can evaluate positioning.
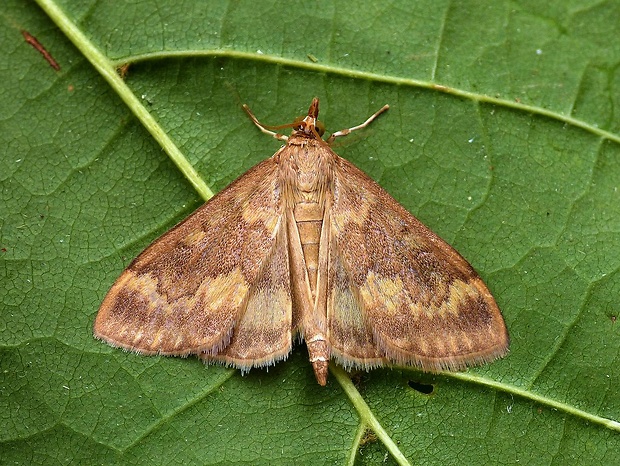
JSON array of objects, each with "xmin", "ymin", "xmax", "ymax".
[
  {"xmin": 21, "ymin": 30, "xmax": 60, "ymax": 71},
  {"xmin": 117, "ymin": 63, "xmax": 130, "ymax": 79}
]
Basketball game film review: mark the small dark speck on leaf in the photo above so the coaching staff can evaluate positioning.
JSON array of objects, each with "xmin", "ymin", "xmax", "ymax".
[{"xmin": 408, "ymin": 380, "xmax": 434, "ymax": 395}]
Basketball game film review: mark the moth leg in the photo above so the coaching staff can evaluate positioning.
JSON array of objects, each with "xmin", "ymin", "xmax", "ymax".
[
  {"xmin": 242, "ymin": 104, "xmax": 289, "ymax": 142},
  {"xmin": 326, "ymin": 104, "xmax": 389, "ymax": 143}
]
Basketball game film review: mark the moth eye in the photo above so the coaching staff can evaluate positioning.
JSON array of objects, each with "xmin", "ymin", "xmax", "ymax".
[
  {"xmin": 292, "ymin": 115, "xmax": 304, "ymax": 130},
  {"xmin": 315, "ymin": 120, "xmax": 326, "ymax": 136}
]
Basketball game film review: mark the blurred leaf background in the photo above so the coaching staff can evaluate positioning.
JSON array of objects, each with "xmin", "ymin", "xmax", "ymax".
[{"xmin": 1, "ymin": 1, "xmax": 619, "ymax": 464}]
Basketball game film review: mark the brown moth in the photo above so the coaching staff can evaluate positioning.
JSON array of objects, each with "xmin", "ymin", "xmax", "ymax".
[{"xmin": 94, "ymin": 98, "xmax": 509, "ymax": 386}]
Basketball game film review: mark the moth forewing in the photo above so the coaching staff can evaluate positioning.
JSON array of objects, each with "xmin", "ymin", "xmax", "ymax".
[
  {"xmin": 94, "ymin": 98, "xmax": 509, "ymax": 386},
  {"xmin": 200, "ymin": 218, "xmax": 293, "ymax": 370},
  {"xmin": 94, "ymin": 157, "xmax": 285, "ymax": 358},
  {"xmin": 328, "ymin": 156, "xmax": 509, "ymax": 372}
]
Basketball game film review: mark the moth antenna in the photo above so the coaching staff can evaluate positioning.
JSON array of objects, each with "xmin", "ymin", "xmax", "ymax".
[
  {"xmin": 327, "ymin": 104, "xmax": 390, "ymax": 144},
  {"xmin": 242, "ymin": 104, "xmax": 289, "ymax": 141}
]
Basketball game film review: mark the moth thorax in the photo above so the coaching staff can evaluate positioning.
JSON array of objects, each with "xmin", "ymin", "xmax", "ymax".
[
  {"xmin": 292, "ymin": 144, "xmax": 333, "ymax": 194},
  {"xmin": 293, "ymin": 201, "xmax": 324, "ymax": 298}
]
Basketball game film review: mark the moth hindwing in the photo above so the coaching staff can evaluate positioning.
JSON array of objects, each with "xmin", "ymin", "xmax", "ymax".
[{"xmin": 94, "ymin": 98, "xmax": 509, "ymax": 386}]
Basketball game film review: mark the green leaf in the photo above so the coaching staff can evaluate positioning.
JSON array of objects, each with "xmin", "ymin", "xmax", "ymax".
[{"xmin": 2, "ymin": 0, "xmax": 619, "ymax": 464}]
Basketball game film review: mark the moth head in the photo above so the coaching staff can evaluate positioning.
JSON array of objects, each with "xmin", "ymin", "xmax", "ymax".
[
  {"xmin": 292, "ymin": 97, "xmax": 326, "ymax": 139},
  {"xmin": 242, "ymin": 97, "xmax": 329, "ymax": 143}
]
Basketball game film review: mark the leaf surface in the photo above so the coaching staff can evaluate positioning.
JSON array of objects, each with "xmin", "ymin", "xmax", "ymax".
[{"xmin": 1, "ymin": 1, "xmax": 619, "ymax": 464}]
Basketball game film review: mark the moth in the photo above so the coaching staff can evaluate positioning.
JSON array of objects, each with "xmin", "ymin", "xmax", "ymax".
[{"xmin": 94, "ymin": 98, "xmax": 509, "ymax": 386}]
